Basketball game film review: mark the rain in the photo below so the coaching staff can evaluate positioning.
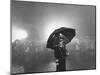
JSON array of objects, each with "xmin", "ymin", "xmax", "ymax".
[{"xmin": 11, "ymin": 0, "xmax": 96, "ymax": 74}]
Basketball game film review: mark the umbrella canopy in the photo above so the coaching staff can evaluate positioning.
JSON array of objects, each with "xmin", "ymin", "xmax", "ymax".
[{"xmin": 46, "ymin": 27, "xmax": 76, "ymax": 49}]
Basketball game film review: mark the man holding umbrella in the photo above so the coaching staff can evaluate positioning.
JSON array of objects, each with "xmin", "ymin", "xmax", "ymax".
[{"xmin": 46, "ymin": 27, "xmax": 75, "ymax": 71}]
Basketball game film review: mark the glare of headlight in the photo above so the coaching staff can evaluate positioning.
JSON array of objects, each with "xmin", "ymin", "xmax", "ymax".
[{"xmin": 12, "ymin": 28, "xmax": 28, "ymax": 42}]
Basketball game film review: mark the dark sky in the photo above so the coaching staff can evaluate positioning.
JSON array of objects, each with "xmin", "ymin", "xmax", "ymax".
[{"xmin": 11, "ymin": 0, "xmax": 96, "ymax": 42}]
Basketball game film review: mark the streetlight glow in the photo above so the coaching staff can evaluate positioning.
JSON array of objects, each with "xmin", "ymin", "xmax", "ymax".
[{"xmin": 12, "ymin": 28, "xmax": 28, "ymax": 42}]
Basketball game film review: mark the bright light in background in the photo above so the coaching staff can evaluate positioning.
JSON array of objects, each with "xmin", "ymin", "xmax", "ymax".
[
  {"xmin": 43, "ymin": 19, "xmax": 74, "ymax": 41},
  {"xmin": 14, "ymin": 29, "xmax": 27, "ymax": 40},
  {"xmin": 12, "ymin": 27, "xmax": 28, "ymax": 42},
  {"xmin": 45, "ymin": 24, "xmax": 65, "ymax": 39}
]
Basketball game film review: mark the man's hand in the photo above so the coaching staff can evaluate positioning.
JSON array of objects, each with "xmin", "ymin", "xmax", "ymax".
[{"xmin": 66, "ymin": 52, "xmax": 69, "ymax": 56}]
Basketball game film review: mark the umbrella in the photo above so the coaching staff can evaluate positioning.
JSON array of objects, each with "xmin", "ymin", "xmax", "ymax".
[{"xmin": 46, "ymin": 27, "xmax": 76, "ymax": 49}]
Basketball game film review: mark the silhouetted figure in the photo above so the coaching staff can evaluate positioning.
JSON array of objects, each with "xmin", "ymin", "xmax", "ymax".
[{"xmin": 46, "ymin": 27, "xmax": 76, "ymax": 71}]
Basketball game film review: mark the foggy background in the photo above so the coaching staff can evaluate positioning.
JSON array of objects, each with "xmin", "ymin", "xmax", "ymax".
[{"xmin": 11, "ymin": 0, "xmax": 96, "ymax": 74}]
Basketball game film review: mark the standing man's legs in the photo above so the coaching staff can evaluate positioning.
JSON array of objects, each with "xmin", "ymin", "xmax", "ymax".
[
  {"xmin": 54, "ymin": 47, "xmax": 66, "ymax": 71},
  {"xmin": 56, "ymin": 57, "xmax": 66, "ymax": 71}
]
